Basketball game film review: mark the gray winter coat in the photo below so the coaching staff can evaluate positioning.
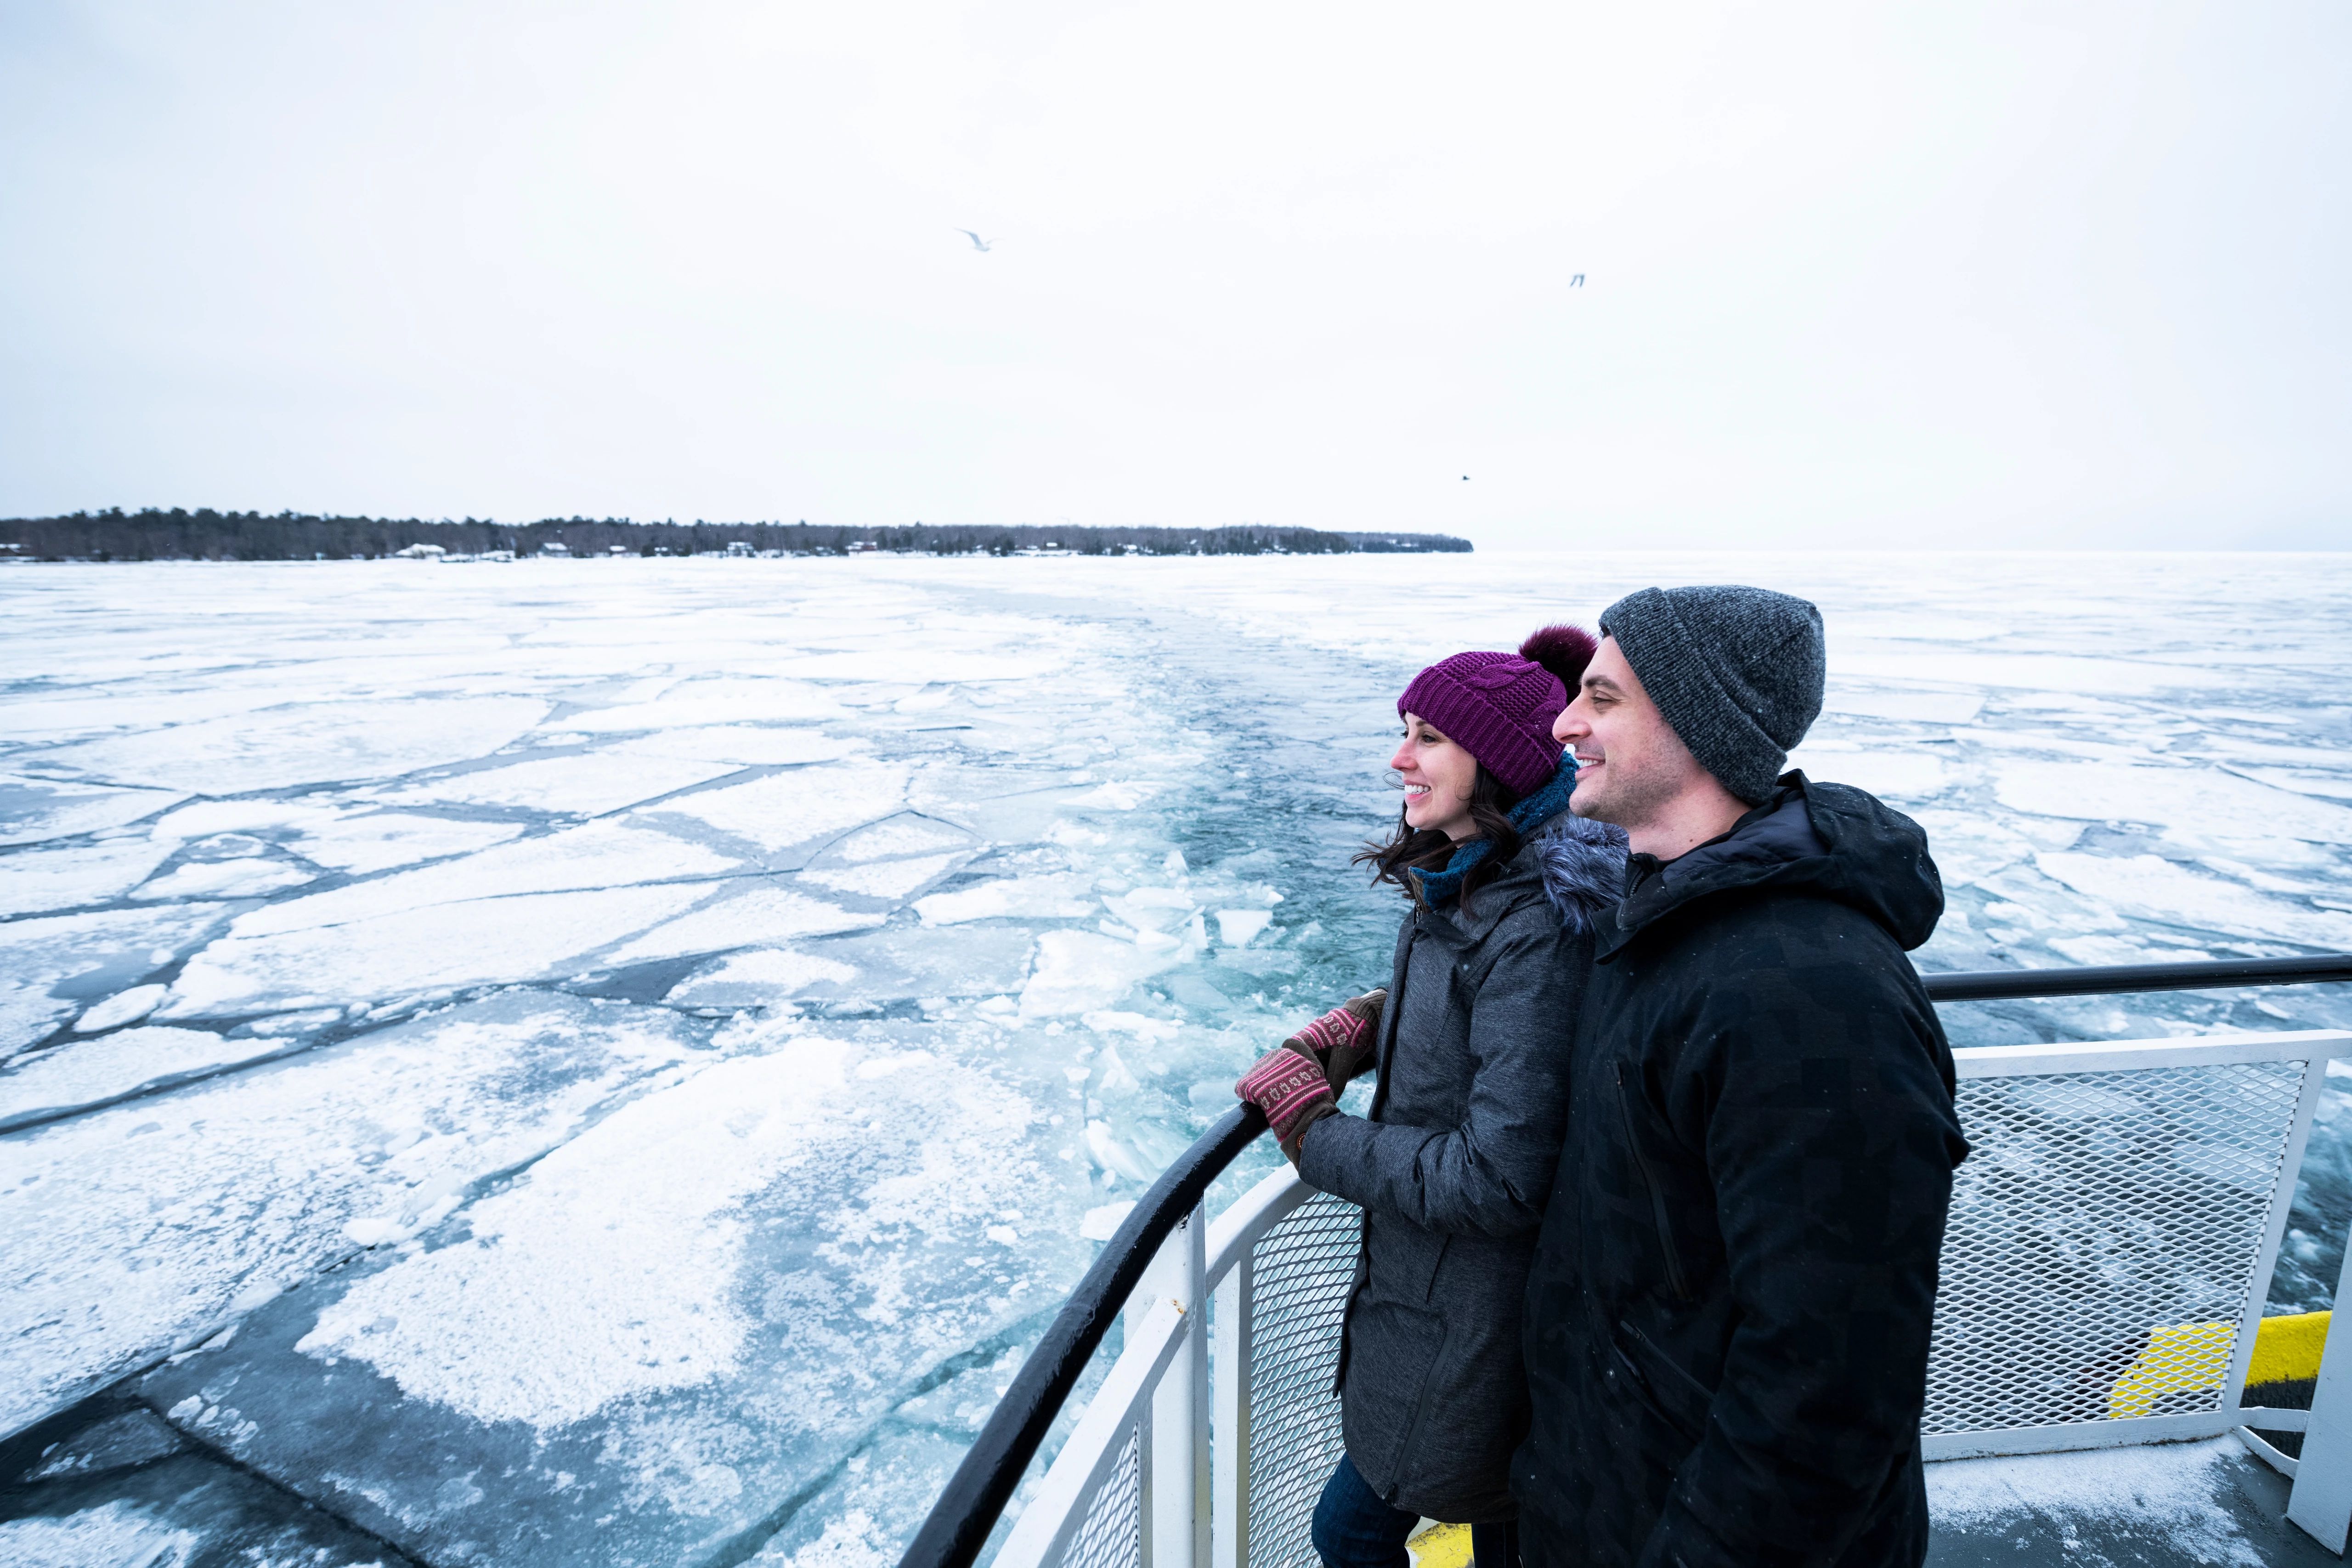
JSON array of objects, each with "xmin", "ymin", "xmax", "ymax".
[{"xmin": 1296, "ymin": 809, "xmax": 1624, "ymax": 1523}]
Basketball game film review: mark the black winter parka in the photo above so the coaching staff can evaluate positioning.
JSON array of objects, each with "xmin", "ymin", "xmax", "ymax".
[{"xmin": 1513, "ymin": 775, "xmax": 1970, "ymax": 1568}]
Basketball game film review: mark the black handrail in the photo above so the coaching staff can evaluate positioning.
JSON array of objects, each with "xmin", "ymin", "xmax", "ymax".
[
  {"xmin": 896, "ymin": 951, "xmax": 2351, "ymax": 1568},
  {"xmin": 1921, "ymin": 951, "xmax": 2352, "ymax": 1002},
  {"xmin": 897, "ymin": 1103, "xmax": 1269, "ymax": 1568}
]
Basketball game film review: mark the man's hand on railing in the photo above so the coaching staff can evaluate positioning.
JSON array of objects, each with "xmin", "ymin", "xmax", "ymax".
[{"xmin": 1284, "ymin": 989, "xmax": 1385, "ymax": 1087}]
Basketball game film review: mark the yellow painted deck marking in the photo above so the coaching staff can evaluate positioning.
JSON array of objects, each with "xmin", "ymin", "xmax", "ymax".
[
  {"xmin": 1407, "ymin": 1519, "xmax": 1473, "ymax": 1568},
  {"xmin": 2109, "ymin": 1310, "xmax": 2330, "ymax": 1418}
]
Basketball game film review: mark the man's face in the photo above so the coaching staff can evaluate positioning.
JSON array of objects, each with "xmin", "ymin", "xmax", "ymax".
[{"xmin": 1554, "ymin": 635, "xmax": 1705, "ymax": 829}]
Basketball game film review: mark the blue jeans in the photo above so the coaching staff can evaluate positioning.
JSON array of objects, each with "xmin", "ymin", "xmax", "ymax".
[{"xmin": 1310, "ymin": 1455, "xmax": 1520, "ymax": 1568}]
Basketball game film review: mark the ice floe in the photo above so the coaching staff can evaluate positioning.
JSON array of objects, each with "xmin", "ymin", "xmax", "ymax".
[
  {"xmin": 0, "ymin": 1025, "xmax": 294, "ymax": 1132},
  {"xmin": 0, "ymin": 774, "xmax": 184, "ymax": 847},
  {"xmin": 34, "ymin": 697, "xmax": 550, "ymax": 793},
  {"xmin": 130, "ymin": 1024, "xmax": 1064, "ymax": 1568},
  {"xmin": 633, "ymin": 763, "xmax": 912, "ymax": 858},
  {"xmin": 0, "ymin": 836, "xmax": 177, "ymax": 916},
  {"xmin": 1991, "ymin": 761, "xmax": 2352, "ymax": 845},
  {"xmin": 0, "ymin": 991, "xmax": 702, "ymax": 1435},
  {"xmin": 160, "ymin": 882, "xmax": 718, "ymax": 1018},
  {"xmin": 599, "ymin": 881, "xmax": 885, "ymax": 968},
  {"xmin": 379, "ymin": 748, "xmax": 744, "ymax": 816},
  {"xmin": 0, "ymin": 905, "xmax": 232, "ymax": 1056},
  {"xmin": 150, "ymin": 800, "xmax": 525, "ymax": 875}
]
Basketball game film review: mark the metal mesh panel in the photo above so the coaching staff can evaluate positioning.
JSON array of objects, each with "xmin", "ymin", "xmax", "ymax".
[
  {"xmin": 1924, "ymin": 1060, "xmax": 2305, "ymax": 1434},
  {"xmin": 1063, "ymin": 1428, "xmax": 1142, "ymax": 1568},
  {"xmin": 1245, "ymin": 1192, "xmax": 1363, "ymax": 1568}
]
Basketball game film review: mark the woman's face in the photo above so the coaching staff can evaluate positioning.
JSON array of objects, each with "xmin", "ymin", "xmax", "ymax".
[{"xmin": 1391, "ymin": 711, "xmax": 1481, "ymax": 842}]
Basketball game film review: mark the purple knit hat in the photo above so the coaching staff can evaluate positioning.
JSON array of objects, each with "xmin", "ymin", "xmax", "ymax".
[{"xmin": 1396, "ymin": 625, "xmax": 1598, "ymax": 798}]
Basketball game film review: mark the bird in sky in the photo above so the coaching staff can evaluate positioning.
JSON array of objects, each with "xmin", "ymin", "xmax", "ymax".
[
  {"xmin": 956, "ymin": 229, "xmax": 995, "ymax": 252},
  {"xmin": 1462, "ymin": 475, "xmax": 1470, "ymax": 481}
]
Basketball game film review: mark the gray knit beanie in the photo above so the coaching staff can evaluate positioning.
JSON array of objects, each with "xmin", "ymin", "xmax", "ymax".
[{"xmin": 1598, "ymin": 585, "xmax": 1826, "ymax": 805}]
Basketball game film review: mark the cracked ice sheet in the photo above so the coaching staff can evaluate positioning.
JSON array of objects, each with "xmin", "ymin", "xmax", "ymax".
[
  {"xmin": 0, "ymin": 835, "xmax": 178, "ymax": 917},
  {"xmin": 2035, "ymin": 852, "xmax": 2352, "ymax": 950},
  {"xmin": 544, "ymin": 676, "xmax": 847, "ymax": 734},
  {"xmin": 0, "ymin": 773, "xmax": 185, "ymax": 846},
  {"xmin": 0, "ymin": 1025, "xmax": 293, "ymax": 1132},
  {"xmin": 1991, "ymin": 760, "xmax": 2352, "ymax": 846},
  {"xmin": 160, "ymin": 881, "xmax": 720, "ymax": 1018},
  {"xmin": 633, "ymin": 763, "xmax": 911, "ymax": 859},
  {"xmin": 376, "ymin": 748, "xmax": 745, "ymax": 816},
  {"xmin": 0, "ymin": 991, "xmax": 702, "ymax": 1438},
  {"xmin": 151, "ymin": 799, "xmax": 526, "ymax": 876},
  {"xmin": 224, "ymin": 819, "xmax": 745, "ymax": 939},
  {"xmin": 136, "ymin": 1028, "xmax": 1077, "ymax": 1568},
  {"xmin": 0, "ymin": 904, "xmax": 232, "ymax": 1056},
  {"xmin": 32, "ymin": 696, "xmax": 552, "ymax": 793}
]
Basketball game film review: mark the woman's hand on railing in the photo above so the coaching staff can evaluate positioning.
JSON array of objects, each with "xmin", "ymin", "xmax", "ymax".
[
  {"xmin": 1236, "ymin": 1045, "xmax": 1337, "ymax": 1162},
  {"xmin": 1285, "ymin": 989, "xmax": 1386, "ymax": 1087}
]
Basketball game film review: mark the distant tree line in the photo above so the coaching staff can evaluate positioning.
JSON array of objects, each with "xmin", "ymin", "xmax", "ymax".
[{"xmin": 0, "ymin": 509, "xmax": 1473, "ymax": 561}]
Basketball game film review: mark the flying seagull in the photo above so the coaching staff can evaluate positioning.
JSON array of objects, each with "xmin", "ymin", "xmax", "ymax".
[{"xmin": 956, "ymin": 229, "xmax": 994, "ymax": 252}]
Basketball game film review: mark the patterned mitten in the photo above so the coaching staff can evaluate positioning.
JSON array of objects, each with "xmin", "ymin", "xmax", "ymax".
[
  {"xmin": 1286, "ymin": 989, "xmax": 1386, "ymax": 1088},
  {"xmin": 1235, "ymin": 1044, "xmax": 1337, "ymax": 1160}
]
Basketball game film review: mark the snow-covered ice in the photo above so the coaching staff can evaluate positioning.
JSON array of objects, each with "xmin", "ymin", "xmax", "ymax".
[{"xmin": 1, "ymin": 552, "xmax": 2348, "ymax": 1565}]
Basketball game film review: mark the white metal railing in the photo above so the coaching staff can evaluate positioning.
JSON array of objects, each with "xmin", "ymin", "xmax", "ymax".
[{"xmin": 994, "ymin": 1030, "xmax": 2352, "ymax": 1565}]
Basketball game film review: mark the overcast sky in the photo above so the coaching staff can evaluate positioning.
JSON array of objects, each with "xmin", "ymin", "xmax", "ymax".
[{"xmin": 1, "ymin": 2, "xmax": 2344, "ymax": 548}]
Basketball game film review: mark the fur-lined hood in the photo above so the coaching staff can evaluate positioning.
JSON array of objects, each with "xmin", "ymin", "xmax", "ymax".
[{"xmin": 1528, "ymin": 809, "xmax": 1628, "ymax": 937}]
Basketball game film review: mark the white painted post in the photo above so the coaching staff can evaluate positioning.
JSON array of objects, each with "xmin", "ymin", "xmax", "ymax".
[
  {"xmin": 2222, "ymin": 1057, "xmax": 2332, "ymax": 1407},
  {"xmin": 1213, "ymin": 1249, "xmax": 1255, "ymax": 1568},
  {"xmin": 1134, "ymin": 1207, "xmax": 1209, "ymax": 1568},
  {"xmin": 2287, "ymin": 1230, "xmax": 2352, "ymax": 1551}
]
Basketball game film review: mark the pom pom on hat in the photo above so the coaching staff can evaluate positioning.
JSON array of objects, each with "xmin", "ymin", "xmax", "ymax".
[{"xmin": 1520, "ymin": 624, "xmax": 1598, "ymax": 688}]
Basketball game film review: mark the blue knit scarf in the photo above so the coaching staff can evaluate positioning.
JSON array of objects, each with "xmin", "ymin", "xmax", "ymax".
[{"xmin": 1409, "ymin": 755, "xmax": 1583, "ymax": 908}]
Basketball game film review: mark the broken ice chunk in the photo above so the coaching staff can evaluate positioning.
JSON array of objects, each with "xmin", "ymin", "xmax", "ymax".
[
  {"xmin": 914, "ymin": 875, "xmax": 1096, "ymax": 926},
  {"xmin": 0, "ymin": 1027, "xmax": 292, "ymax": 1132},
  {"xmin": 664, "ymin": 949, "xmax": 861, "ymax": 1008},
  {"xmin": 612, "ymin": 727, "xmax": 871, "ymax": 767},
  {"xmin": 133, "ymin": 858, "xmax": 315, "ymax": 901},
  {"xmin": 73, "ymin": 983, "xmax": 170, "ymax": 1033},
  {"xmin": 1214, "ymin": 910, "xmax": 1274, "ymax": 947},
  {"xmin": 35, "ymin": 696, "xmax": 551, "ymax": 793},
  {"xmin": 0, "ymin": 991, "xmax": 701, "ymax": 1434},
  {"xmin": 802, "ymin": 854, "xmax": 964, "ymax": 900},
  {"xmin": 0, "ymin": 905, "xmax": 231, "ymax": 1055},
  {"xmin": 381, "ymin": 750, "xmax": 742, "ymax": 816},
  {"xmin": 547, "ymin": 677, "xmax": 848, "ymax": 734},
  {"xmin": 0, "ymin": 837, "xmax": 179, "ymax": 917},
  {"xmin": 160, "ymin": 882, "xmax": 715, "ymax": 1018},
  {"xmin": 633, "ymin": 764, "xmax": 910, "ymax": 858},
  {"xmin": 1019, "ymin": 931, "xmax": 1182, "ymax": 1019},
  {"xmin": 0, "ymin": 774, "xmax": 186, "ymax": 848},
  {"xmin": 599, "ymin": 882, "xmax": 885, "ymax": 968}
]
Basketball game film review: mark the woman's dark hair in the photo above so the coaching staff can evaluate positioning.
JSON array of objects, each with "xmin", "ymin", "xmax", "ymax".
[{"xmin": 1352, "ymin": 764, "xmax": 1524, "ymax": 912}]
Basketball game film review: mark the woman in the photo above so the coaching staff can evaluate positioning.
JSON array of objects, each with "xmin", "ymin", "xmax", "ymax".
[{"xmin": 1236, "ymin": 627, "xmax": 1625, "ymax": 1568}]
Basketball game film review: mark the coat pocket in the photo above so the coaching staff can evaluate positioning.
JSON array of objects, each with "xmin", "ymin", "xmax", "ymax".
[
  {"xmin": 1342, "ymin": 1300, "xmax": 1452, "ymax": 1491},
  {"xmin": 1366, "ymin": 1216, "xmax": 1452, "ymax": 1305},
  {"xmin": 1610, "ymin": 1320, "xmax": 1712, "ymax": 1446}
]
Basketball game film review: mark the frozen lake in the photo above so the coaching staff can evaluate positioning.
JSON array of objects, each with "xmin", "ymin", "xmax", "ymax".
[{"xmin": 3, "ymin": 552, "xmax": 2349, "ymax": 1567}]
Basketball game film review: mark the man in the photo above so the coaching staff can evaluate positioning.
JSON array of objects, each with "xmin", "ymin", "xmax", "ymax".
[{"xmin": 1513, "ymin": 585, "xmax": 1968, "ymax": 1567}]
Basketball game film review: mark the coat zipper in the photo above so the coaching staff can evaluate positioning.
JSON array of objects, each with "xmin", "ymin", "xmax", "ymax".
[{"xmin": 1615, "ymin": 1061, "xmax": 1695, "ymax": 1303}]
